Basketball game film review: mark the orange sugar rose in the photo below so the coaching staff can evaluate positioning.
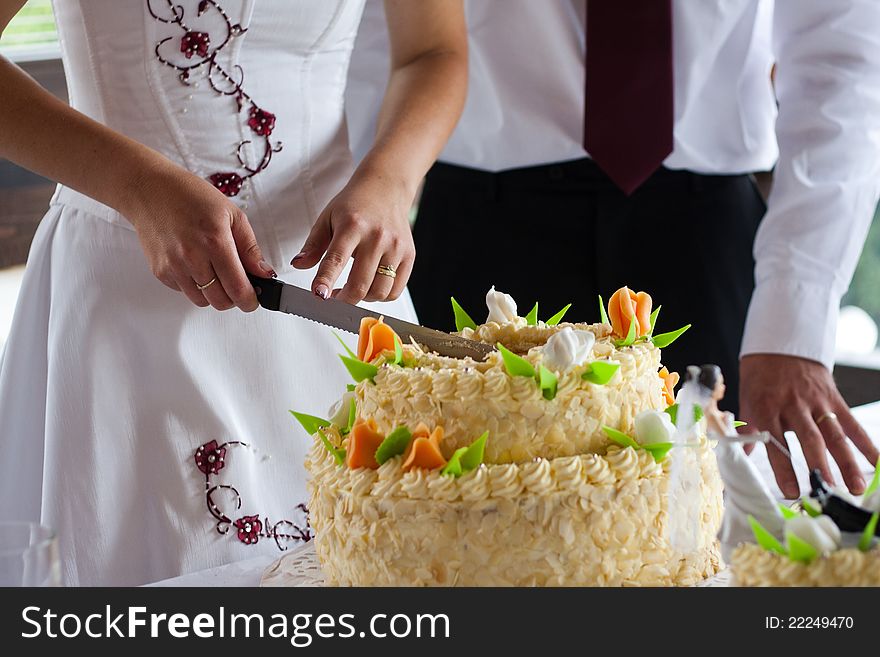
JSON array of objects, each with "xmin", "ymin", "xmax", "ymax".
[
  {"xmin": 659, "ymin": 367, "xmax": 679, "ymax": 406},
  {"xmin": 402, "ymin": 423, "xmax": 447, "ymax": 472},
  {"xmin": 357, "ymin": 317, "xmax": 399, "ymax": 363},
  {"xmin": 608, "ymin": 287, "xmax": 652, "ymax": 339},
  {"xmin": 346, "ymin": 417, "xmax": 385, "ymax": 470}
]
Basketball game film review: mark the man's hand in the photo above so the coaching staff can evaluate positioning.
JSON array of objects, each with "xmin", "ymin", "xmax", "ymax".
[{"xmin": 739, "ymin": 354, "xmax": 878, "ymax": 498}]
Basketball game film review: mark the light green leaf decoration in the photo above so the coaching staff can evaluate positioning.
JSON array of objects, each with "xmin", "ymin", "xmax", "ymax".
[
  {"xmin": 664, "ymin": 403, "xmax": 703, "ymax": 425},
  {"xmin": 778, "ymin": 503, "xmax": 798, "ymax": 520},
  {"xmin": 441, "ymin": 447, "xmax": 467, "ymax": 478},
  {"xmin": 642, "ymin": 442, "xmax": 674, "ymax": 462},
  {"xmin": 801, "ymin": 498, "xmax": 822, "ymax": 518},
  {"xmin": 460, "ymin": 431, "xmax": 489, "ymax": 471},
  {"xmin": 451, "ymin": 297, "xmax": 478, "ymax": 332},
  {"xmin": 333, "ymin": 331, "xmax": 356, "ymax": 359},
  {"xmin": 538, "ymin": 365, "xmax": 558, "ymax": 401},
  {"xmin": 598, "ymin": 295, "xmax": 609, "ymax": 325},
  {"xmin": 375, "ymin": 426, "xmax": 413, "ymax": 465},
  {"xmin": 786, "ymin": 531, "xmax": 818, "ymax": 564},
  {"xmin": 346, "ymin": 383, "xmax": 356, "ymax": 392},
  {"xmin": 346, "ymin": 397, "xmax": 357, "ymax": 435},
  {"xmin": 390, "ymin": 335, "xmax": 403, "ymax": 366},
  {"xmin": 733, "ymin": 420, "xmax": 747, "ymax": 428},
  {"xmin": 318, "ymin": 430, "xmax": 346, "ymax": 466},
  {"xmin": 546, "ymin": 303, "xmax": 572, "ymax": 326},
  {"xmin": 441, "ymin": 431, "xmax": 489, "ymax": 478},
  {"xmin": 340, "ymin": 354, "xmax": 378, "ymax": 383},
  {"xmin": 649, "ymin": 306, "xmax": 661, "ymax": 335},
  {"xmin": 290, "ymin": 411, "xmax": 331, "ymax": 436},
  {"xmin": 651, "ymin": 324, "xmax": 691, "ymax": 349},
  {"xmin": 497, "ymin": 343, "xmax": 536, "ymax": 378},
  {"xmin": 581, "ymin": 360, "xmax": 620, "ymax": 385},
  {"xmin": 864, "ymin": 456, "xmax": 880, "ymax": 497},
  {"xmin": 858, "ymin": 512, "xmax": 879, "ymax": 552},
  {"xmin": 614, "ymin": 313, "xmax": 637, "ymax": 348},
  {"xmin": 601, "ymin": 425, "xmax": 639, "ymax": 449},
  {"xmin": 525, "ymin": 302, "xmax": 539, "ymax": 326},
  {"xmin": 748, "ymin": 515, "xmax": 787, "ymax": 555}
]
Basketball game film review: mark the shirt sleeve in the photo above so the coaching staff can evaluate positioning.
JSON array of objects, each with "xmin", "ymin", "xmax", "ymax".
[{"xmin": 740, "ymin": 0, "xmax": 880, "ymax": 369}]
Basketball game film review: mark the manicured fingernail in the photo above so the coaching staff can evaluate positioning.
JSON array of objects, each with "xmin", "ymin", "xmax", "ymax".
[
  {"xmin": 315, "ymin": 284, "xmax": 329, "ymax": 300},
  {"xmin": 291, "ymin": 251, "xmax": 306, "ymax": 264},
  {"xmin": 258, "ymin": 260, "xmax": 277, "ymax": 278}
]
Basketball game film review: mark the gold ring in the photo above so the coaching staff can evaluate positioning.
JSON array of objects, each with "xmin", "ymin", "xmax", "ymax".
[
  {"xmin": 376, "ymin": 264, "xmax": 397, "ymax": 279},
  {"xmin": 815, "ymin": 411, "xmax": 838, "ymax": 426},
  {"xmin": 196, "ymin": 277, "xmax": 217, "ymax": 291}
]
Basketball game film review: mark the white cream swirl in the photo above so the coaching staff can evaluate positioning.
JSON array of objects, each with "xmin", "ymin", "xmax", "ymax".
[
  {"xmin": 521, "ymin": 459, "xmax": 554, "ymax": 494},
  {"xmin": 542, "ymin": 327, "xmax": 595, "ymax": 372},
  {"xmin": 489, "ymin": 464, "xmax": 524, "ymax": 498},
  {"xmin": 486, "ymin": 286, "xmax": 518, "ymax": 324}
]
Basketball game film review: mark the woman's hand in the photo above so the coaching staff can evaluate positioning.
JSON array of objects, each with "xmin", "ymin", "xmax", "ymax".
[
  {"xmin": 291, "ymin": 169, "xmax": 415, "ymax": 304},
  {"xmin": 126, "ymin": 169, "xmax": 276, "ymax": 311}
]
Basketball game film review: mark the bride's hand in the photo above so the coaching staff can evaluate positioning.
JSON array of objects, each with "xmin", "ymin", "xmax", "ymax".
[
  {"xmin": 291, "ymin": 169, "xmax": 415, "ymax": 304},
  {"xmin": 125, "ymin": 169, "xmax": 276, "ymax": 311}
]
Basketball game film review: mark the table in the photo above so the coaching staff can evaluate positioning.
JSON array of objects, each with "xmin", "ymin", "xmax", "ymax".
[{"xmin": 149, "ymin": 401, "xmax": 880, "ymax": 587}]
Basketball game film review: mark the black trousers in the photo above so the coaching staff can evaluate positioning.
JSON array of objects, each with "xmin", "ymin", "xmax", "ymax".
[{"xmin": 409, "ymin": 158, "xmax": 767, "ymax": 415}]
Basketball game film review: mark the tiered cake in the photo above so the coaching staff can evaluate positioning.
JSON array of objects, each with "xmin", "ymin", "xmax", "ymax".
[{"xmin": 298, "ymin": 287, "xmax": 724, "ymax": 586}]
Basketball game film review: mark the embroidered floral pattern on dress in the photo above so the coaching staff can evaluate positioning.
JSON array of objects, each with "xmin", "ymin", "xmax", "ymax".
[
  {"xmin": 147, "ymin": 0, "xmax": 283, "ymax": 197},
  {"xmin": 196, "ymin": 440, "xmax": 312, "ymax": 550}
]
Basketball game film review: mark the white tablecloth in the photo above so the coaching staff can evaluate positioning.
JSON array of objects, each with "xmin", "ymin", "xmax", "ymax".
[{"xmin": 149, "ymin": 401, "xmax": 880, "ymax": 587}]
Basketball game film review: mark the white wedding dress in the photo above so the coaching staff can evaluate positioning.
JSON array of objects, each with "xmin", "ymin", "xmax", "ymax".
[{"xmin": 0, "ymin": 0, "xmax": 416, "ymax": 586}]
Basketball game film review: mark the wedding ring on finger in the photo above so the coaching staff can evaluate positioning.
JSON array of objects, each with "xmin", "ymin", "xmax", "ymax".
[
  {"xmin": 196, "ymin": 277, "xmax": 217, "ymax": 291},
  {"xmin": 814, "ymin": 411, "xmax": 838, "ymax": 426},
  {"xmin": 376, "ymin": 264, "xmax": 397, "ymax": 279}
]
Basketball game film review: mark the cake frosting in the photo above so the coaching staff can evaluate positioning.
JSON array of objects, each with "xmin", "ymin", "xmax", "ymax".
[
  {"xmin": 300, "ymin": 286, "xmax": 723, "ymax": 586},
  {"xmin": 731, "ymin": 544, "xmax": 880, "ymax": 586}
]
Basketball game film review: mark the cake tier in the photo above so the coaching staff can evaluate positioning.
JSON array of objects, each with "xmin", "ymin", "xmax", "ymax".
[
  {"xmin": 357, "ymin": 322, "xmax": 665, "ymax": 464},
  {"xmin": 306, "ymin": 438, "xmax": 723, "ymax": 586},
  {"xmin": 730, "ymin": 544, "xmax": 880, "ymax": 586}
]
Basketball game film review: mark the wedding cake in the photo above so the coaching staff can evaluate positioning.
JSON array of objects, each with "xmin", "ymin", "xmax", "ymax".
[{"xmin": 297, "ymin": 286, "xmax": 724, "ymax": 586}]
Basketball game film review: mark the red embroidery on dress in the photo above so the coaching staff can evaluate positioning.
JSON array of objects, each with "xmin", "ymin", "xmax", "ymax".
[
  {"xmin": 197, "ymin": 440, "xmax": 312, "ymax": 550},
  {"xmin": 147, "ymin": 0, "xmax": 283, "ymax": 197}
]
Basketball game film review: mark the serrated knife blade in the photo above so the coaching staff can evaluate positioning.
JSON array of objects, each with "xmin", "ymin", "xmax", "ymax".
[{"xmin": 248, "ymin": 275, "xmax": 495, "ymax": 361}]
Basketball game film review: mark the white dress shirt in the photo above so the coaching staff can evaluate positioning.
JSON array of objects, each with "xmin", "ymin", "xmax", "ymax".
[{"xmin": 346, "ymin": 0, "xmax": 880, "ymax": 370}]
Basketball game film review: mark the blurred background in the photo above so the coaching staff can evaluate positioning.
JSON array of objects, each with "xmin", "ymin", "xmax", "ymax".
[{"xmin": 1, "ymin": 0, "xmax": 879, "ymax": 402}]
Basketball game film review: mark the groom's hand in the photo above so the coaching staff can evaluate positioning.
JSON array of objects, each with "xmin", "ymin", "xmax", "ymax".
[{"xmin": 739, "ymin": 353, "xmax": 878, "ymax": 498}]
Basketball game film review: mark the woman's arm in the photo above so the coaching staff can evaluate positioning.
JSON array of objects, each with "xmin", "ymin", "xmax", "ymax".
[
  {"xmin": 0, "ymin": 1, "xmax": 269, "ymax": 311},
  {"xmin": 293, "ymin": 0, "xmax": 467, "ymax": 304}
]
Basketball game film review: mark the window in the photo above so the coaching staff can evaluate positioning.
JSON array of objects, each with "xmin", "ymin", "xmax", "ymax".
[{"xmin": 0, "ymin": 0, "xmax": 58, "ymax": 61}]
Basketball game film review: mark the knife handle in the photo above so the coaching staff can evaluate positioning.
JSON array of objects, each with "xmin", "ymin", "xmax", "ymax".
[{"xmin": 247, "ymin": 273, "xmax": 284, "ymax": 311}]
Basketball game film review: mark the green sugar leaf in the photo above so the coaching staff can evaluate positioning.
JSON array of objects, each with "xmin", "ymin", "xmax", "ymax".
[
  {"xmin": 651, "ymin": 324, "xmax": 691, "ymax": 349},
  {"xmin": 332, "ymin": 331, "xmax": 357, "ymax": 359},
  {"xmin": 801, "ymin": 497, "xmax": 822, "ymax": 518},
  {"xmin": 375, "ymin": 426, "xmax": 413, "ymax": 465},
  {"xmin": 615, "ymin": 313, "xmax": 637, "ymax": 347},
  {"xmin": 339, "ymin": 354, "xmax": 379, "ymax": 383},
  {"xmin": 778, "ymin": 503, "xmax": 798, "ymax": 520},
  {"xmin": 451, "ymin": 297, "xmax": 478, "ymax": 332},
  {"xmin": 346, "ymin": 397, "xmax": 357, "ymax": 434},
  {"xmin": 290, "ymin": 411, "xmax": 331, "ymax": 436},
  {"xmin": 346, "ymin": 384, "xmax": 356, "ymax": 392},
  {"xmin": 497, "ymin": 343, "xmax": 536, "ymax": 378},
  {"xmin": 601, "ymin": 425, "xmax": 639, "ymax": 449},
  {"xmin": 538, "ymin": 365, "xmax": 558, "ymax": 401},
  {"xmin": 642, "ymin": 442, "xmax": 674, "ymax": 462},
  {"xmin": 460, "ymin": 431, "xmax": 489, "ymax": 472},
  {"xmin": 441, "ymin": 447, "xmax": 467, "ymax": 477},
  {"xmin": 733, "ymin": 420, "xmax": 747, "ymax": 428},
  {"xmin": 664, "ymin": 403, "xmax": 678, "ymax": 424},
  {"xmin": 581, "ymin": 360, "xmax": 620, "ymax": 386},
  {"xmin": 525, "ymin": 302, "xmax": 539, "ymax": 326},
  {"xmin": 858, "ymin": 512, "xmax": 879, "ymax": 552},
  {"xmin": 391, "ymin": 335, "xmax": 404, "ymax": 366},
  {"xmin": 786, "ymin": 531, "xmax": 819, "ymax": 564},
  {"xmin": 748, "ymin": 515, "xmax": 787, "ymax": 555},
  {"xmin": 649, "ymin": 305, "xmax": 661, "ymax": 335},
  {"xmin": 546, "ymin": 303, "xmax": 572, "ymax": 326},
  {"xmin": 864, "ymin": 456, "xmax": 880, "ymax": 497},
  {"xmin": 598, "ymin": 295, "xmax": 609, "ymax": 325},
  {"xmin": 318, "ymin": 430, "xmax": 346, "ymax": 466}
]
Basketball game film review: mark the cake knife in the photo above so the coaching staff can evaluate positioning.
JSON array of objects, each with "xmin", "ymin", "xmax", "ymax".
[{"xmin": 247, "ymin": 274, "xmax": 496, "ymax": 361}]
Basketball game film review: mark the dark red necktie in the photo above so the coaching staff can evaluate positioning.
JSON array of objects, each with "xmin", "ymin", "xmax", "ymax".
[{"xmin": 584, "ymin": 0, "xmax": 674, "ymax": 195}]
